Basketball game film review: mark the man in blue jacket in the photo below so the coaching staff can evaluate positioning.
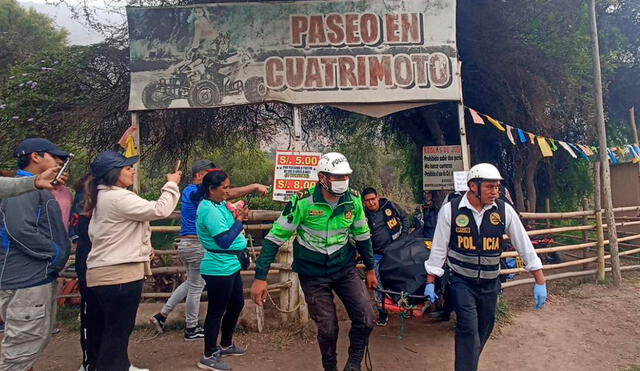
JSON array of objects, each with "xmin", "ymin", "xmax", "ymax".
[{"xmin": 0, "ymin": 138, "xmax": 72, "ymax": 370}]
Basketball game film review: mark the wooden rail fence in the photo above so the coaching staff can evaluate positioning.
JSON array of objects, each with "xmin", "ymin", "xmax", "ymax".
[{"xmin": 59, "ymin": 202, "xmax": 640, "ymax": 322}]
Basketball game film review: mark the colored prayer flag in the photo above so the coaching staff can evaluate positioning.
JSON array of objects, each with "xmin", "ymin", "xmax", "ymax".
[
  {"xmin": 607, "ymin": 148, "xmax": 618, "ymax": 165},
  {"xmin": 469, "ymin": 108, "xmax": 485, "ymax": 125},
  {"xmin": 517, "ymin": 128, "xmax": 527, "ymax": 143},
  {"xmin": 527, "ymin": 132, "xmax": 536, "ymax": 144},
  {"xmin": 577, "ymin": 144, "xmax": 593, "ymax": 156},
  {"xmin": 558, "ymin": 141, "xmax": 577, "ymax": 158},
  {"xmin": 505, "ymin": 125, "xmax": 516, "ymax": 144},
  {"xmin": 569, "ymin": 143, "xmax": 589, "ymax": 160},
  {"xmin": 548, "ymin": 138, "xmax": 558, "ymax": 151},
  {"xmin": 484, "ymin": 115, "xmax": 506, "ymax": 131},
  {"xmin": 536, "ymin": 137, "xmax": 553, "ymax": 157}
]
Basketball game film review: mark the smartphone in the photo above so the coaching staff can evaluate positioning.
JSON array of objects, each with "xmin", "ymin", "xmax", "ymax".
[{"xmin": 53, "ymin": 153, "xmax": 74, "ymax": 185}]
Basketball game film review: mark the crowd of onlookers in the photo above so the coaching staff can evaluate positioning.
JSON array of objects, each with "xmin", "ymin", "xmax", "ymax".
[{"xmin": 0, "ymin": 137, "xmax": 272, "ymax": 371}]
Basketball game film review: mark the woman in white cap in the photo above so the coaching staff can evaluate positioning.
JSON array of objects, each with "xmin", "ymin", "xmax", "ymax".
[{"xmin": 84, "ymin": 151, "xmax": 181, "ymax": 371}]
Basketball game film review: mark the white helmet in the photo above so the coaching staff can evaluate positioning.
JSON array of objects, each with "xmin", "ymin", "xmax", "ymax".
[
  {"xmin": 467, "ymin": 163, "xmax": 503, "ymax": 183},
  {"xmin": 317, "ymin": 152, "xmax": 353, "ymax": 175}
]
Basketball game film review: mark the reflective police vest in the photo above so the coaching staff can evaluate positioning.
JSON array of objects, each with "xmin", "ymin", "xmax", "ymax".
[
  {"xmin": 447, "ymin": 197, "xmax": 506, "ymax": 280},
  {"xmin": 379, "ymin": 200, "xmax": 402, "ymax": 240}
]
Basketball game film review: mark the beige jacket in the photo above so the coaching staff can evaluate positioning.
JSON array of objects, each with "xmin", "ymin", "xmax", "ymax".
[{"xmin": 87, "ymin": 182, "xmax": 180, "ymax": 270}]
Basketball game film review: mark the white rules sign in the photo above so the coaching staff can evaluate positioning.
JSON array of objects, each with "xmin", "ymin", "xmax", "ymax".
[{"xmin": 422, "ymin": 145, "xmax": 464, "ymax": 191}]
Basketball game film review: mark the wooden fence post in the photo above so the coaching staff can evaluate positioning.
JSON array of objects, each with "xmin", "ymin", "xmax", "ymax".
[
  {"xmin": 595, "ymin": 211, "xmax": 606, "ymax": 281},
  {"xmin": 277, "ymin": 239, "xmax": 293, "ymax": 323},
  {"xmin": 545, "ymin": 198, "xmax": 551, "ymax": 228},
  {"xmin": 297, "ymin": 278, "xmax": 309, "ymax": 324},
  {"xmin": 593, "ymin": 161, "xmax": 602, "ymax": 212},
  {"xmin": 582, "ymin": 198, "xmax": 590, "ymax": 270}
]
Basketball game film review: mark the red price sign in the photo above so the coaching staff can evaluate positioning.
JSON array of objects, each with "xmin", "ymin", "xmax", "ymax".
[
  {"xmin": 273, "ymin": 150, "xmax": 321, "ymax": 201},
  {"xmin": 275, "ymin": 179, "xmax": 317, "ymax": 191},
  {"xmin": 277, "ymin": 154, "xmax": 320, "ymax": 166}
]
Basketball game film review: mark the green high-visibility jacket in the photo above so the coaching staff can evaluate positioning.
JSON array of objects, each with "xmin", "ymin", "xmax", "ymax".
[{"xmin": 254, "ymin": 185, "xmax": 375, "ymax": 280}]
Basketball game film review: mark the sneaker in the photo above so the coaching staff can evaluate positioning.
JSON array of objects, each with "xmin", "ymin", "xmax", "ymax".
[
  {"xmin": 218, "ymin": 343, "xmax": 246, "ymax": 357},
  {"xmin": 376, "ymin": 313, "xmax": 388, "ymax": 327},
  {"xmin": 129, "ymin": 365, "xmax": 150, "ymax": 371},
  {"xmin": 197, "ymin": 352, "xmax": 231, "ymax": 371},
  {"xmin": 150, "ymin": 313, "xmax": 166, "ymax": 334},
  {"xmin": 184, "ymin": 326, "xmax": 205, "ymax": 341}
]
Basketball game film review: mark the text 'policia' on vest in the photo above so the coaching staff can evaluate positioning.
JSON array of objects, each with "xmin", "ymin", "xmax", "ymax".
[{"xmin": 447, "ymin": 197, "xmax": 506, "ymax": 280}]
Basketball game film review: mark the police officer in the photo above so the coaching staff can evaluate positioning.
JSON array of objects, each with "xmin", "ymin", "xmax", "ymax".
[
  {"xmin": 424, "ymin": 163, "xmax": 547, "ymax": 371},
  {"xmin": 362, "ymin": 187, "xmax": 410, "ymax": 326},
  {"xmin": 251, "ymin": 152, "xmax": 377, "ymax": 371}
]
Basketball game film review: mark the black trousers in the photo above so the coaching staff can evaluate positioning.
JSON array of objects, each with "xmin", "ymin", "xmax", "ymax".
[
  {"xmin": 299, "ymin": 266, "xmax": 376, "ymax": 371},
  {"xmin": 202, "ymin": 272, "xmax": 244, "ymax": 357},
  {"xmin": 79, "ymin": 280, "xmax": 104, "ymax": 371},
  {"xmin": 90, "ymin": 280, "xmax": 144, "ymax": 371},
  {"xmin": 449, "ymin": 274, "xmax": 501, "ymax": 371}
]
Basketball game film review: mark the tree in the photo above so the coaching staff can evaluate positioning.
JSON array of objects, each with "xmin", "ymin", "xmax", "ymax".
[
  {"xmin": 0, "ymin": 0, "xmax": 68, "ymax": 81},
  {"xmin": 3, "ymin": 0, "xmax": 638, "ymax": 210}
]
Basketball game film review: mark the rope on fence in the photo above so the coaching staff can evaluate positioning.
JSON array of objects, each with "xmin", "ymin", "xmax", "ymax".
[{"xmin": 248, "ymin": 235, "xmax": 303, "ymax": 314}]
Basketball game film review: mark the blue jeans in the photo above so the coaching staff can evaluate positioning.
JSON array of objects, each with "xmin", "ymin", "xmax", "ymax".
[{"xmin": 373, "ymin": 254, "xmax": 386, "ymax": 314}]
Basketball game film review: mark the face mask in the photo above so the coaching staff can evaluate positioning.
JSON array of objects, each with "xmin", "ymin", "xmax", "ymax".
[{"xmin": 330, "ymin": 179, "xmax": 349, "ymax": 195}]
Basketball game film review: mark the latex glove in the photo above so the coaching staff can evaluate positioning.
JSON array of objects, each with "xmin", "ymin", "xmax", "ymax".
[
  {"xmin": 424, "ymin": 283, "xmax": 438, "ymax": 303},
  {"xmin": 534, "ymin": 283, "xmax": 547, "ymax": 310}
]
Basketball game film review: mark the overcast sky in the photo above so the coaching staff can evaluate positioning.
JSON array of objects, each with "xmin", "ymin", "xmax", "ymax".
[{"xmin": 19, "ymin": 0, "xmax": 125, "ymax": 45}]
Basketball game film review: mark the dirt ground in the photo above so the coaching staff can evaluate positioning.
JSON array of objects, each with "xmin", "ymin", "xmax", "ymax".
[{"xmin": 36, "ymin": 273, "xmax": 640, "ymax": 371}]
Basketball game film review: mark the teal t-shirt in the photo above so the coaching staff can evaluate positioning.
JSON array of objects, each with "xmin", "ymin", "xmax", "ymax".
[{"xmin": 197, "ymin": 199, "xmax": 247, "ymax": 276}]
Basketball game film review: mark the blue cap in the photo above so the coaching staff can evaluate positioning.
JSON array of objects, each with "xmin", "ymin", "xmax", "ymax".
[
  {"xmin": 15, "ymin": 138, "xmax": 69, "ymax": 158},
  {"xmin": 90, "ymin": 151, "xmax": 139, "ymax": 179}
]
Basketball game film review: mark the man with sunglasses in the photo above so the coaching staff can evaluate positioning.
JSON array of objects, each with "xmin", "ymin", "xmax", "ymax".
[
  {"xmin": 0, "ymin": 138, "xmax": 72, "ymax": 370},
  {"xmin": 424, "ymin": 163, "xmax": 547, "ymax": 371}
]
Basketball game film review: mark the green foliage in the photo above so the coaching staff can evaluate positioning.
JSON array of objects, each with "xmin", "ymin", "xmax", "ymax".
[
  {"xmin": 0, "ymin": 0, "xmax": 67, "ymax": 81},
  {"xmin": 313, "ymin": 112, "xmax": 417, "ymax": 207},
  {"xmin": 0, "ymin": 47, "xmax": 94, "ymax": 168},
  {"xmin": 495, "ymin": 294, "xmax": 512, "ymax": 324},
  {"xmin": 549, "ymin": 160, "xmax": 594, "ymax": 211},
  {"xmin": 56, "ymin": 305, "xmax": 80, "ymax": 332}
]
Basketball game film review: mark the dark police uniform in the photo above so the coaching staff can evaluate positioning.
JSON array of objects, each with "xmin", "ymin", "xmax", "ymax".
[{"xmin": 425, "ymin": 193, "xmax": 543, "ymax": 371}]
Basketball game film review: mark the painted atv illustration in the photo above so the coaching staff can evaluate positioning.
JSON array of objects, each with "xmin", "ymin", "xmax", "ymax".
[{"xmin": 141, "ymin": 49, "xmax": 269, "ymax": 109}]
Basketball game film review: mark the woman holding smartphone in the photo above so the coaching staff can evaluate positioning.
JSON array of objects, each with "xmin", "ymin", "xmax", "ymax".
[
  {"xmin": 192, "ymin": 169, "xmax": 248, "ymax": 371},
  {"xmin": 85, "ymin": 151, "xmax": 181, "ymax": 371}
]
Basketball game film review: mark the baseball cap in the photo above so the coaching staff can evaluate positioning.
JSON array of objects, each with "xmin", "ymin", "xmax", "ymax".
[
  {"xmin": 90, "ymin": 151, "xmax": 139, "ymax": 179},
  {"xmin": 191, "ymin": 160, "xmax": 216, "ymax": 176},
  {"xmin": 14, "ymin": 138, "xmax": 69, "ymax": 158}
]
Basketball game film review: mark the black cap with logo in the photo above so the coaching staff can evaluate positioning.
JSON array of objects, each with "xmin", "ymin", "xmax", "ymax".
[
  {"xmin": 90, "ymin": 151, "xmax": 139, "ymax": 179},
  {"xmin": 14, "ymin": 138, "xmax": 69, "ymax": 158}
]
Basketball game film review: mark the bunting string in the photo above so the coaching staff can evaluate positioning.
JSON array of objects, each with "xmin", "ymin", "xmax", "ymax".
[{"xmin": 466, "ymin": 107, "xmax": 640, "ymax": 165}]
